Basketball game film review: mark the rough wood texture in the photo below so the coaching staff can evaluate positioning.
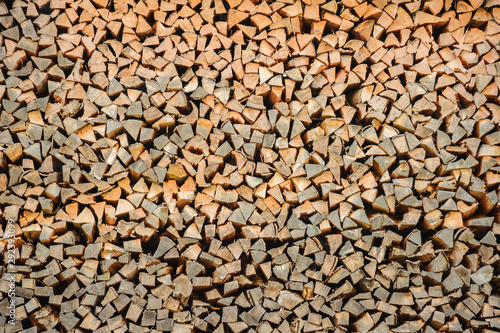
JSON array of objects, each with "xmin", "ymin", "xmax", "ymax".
[{"xmin": 1, "ymin": 0, "xmax": 500, "ymax": 332}]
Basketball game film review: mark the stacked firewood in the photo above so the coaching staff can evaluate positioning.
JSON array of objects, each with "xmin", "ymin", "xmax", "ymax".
[{"xmin": 1, "ymin": 0, "xmax": 500, "ymax": 331}]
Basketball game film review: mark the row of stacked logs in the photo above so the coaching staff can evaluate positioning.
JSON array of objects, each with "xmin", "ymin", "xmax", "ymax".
[{"xmin": 1, "ymin": 0, "xmax": 500, "ymax": 332}]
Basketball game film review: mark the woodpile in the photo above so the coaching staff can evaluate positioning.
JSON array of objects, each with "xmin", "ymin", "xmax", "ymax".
[{"xmin": 1, "ymin": 0, "xmax": 500, "ymax": 331}]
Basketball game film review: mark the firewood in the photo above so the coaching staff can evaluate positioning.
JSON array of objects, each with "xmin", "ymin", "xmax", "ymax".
[{"xmin": 1, "ymin": 0, "xmax": 500, "ymax": 332}]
